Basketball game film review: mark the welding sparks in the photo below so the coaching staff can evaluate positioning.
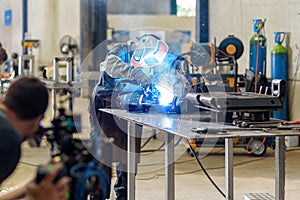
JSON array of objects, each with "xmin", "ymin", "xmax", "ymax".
[{"xmin": 155, "ymin": 83, "xmax": 174, "ymax": 106}]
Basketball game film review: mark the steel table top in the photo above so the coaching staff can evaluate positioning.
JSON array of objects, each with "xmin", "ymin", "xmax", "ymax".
[{"xmin": 100, "ymin": 108, "xmax": 300, "ymax": 139}]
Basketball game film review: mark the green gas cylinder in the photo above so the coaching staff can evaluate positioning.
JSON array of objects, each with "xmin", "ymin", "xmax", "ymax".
[{"xmin": 271, "ymin": 32, "xmax": 288, "ymax": 120}]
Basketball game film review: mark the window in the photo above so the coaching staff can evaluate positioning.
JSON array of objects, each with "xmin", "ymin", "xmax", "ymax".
[{"xmin": 177, "ymin": 0, "xmax": 196, "ymax": 17}]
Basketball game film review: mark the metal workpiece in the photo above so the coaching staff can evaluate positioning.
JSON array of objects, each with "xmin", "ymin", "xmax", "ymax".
[
  {"xmin": 186, "ymin": 91, "xmax": 284, "ymax": 124},
  {"xmin": 187, "ymin": 92, "xmax": 283, "ymax": 112}
]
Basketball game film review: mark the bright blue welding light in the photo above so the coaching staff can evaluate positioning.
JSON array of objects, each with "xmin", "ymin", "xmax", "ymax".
[{"xmin": 156, "ymin": 84, "xmax": 174, "ymax": 106}]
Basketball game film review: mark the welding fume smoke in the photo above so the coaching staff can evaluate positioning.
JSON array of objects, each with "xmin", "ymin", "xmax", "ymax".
[{"xmin": 153, "ymin": 69, "xmax": 186, "ymax": 106}]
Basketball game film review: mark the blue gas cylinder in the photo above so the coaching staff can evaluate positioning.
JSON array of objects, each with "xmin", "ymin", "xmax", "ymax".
[
  {"xmin": 249, "ymin": 19, "xmax": 267, "ymax": 75},
  {"xmin": 271, "ymin": 32, "xmax": 288, "ymax": 120}
]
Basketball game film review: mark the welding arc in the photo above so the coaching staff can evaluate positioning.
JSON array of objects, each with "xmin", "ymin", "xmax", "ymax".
[{"xmin": 185, "ymin": 139, "xmax": 226, "ymax": 198}]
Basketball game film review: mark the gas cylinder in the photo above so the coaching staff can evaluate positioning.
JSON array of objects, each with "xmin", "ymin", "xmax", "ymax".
[
  {"xmin": 249, "ymin": 19, "xmax": 267, "ymax": 75},
  {"xmin": 271, "ymin": 32, "xmax": 288, "ymax": 120}
]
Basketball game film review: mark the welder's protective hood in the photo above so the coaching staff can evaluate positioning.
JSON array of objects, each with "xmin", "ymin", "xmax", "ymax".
[{"xmin": 131, "ymin": 35, "xmax": 169, "ymax": 68}]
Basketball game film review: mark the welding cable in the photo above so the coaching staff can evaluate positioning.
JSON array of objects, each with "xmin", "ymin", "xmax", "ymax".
[
  {"xmin": 245, "ymin": 136, "xmax": 266, "ymax": 154},
  {"xmin": 254, "ymin": 36, "xmax": 260, "ymax": 93},
  {"xmin": 140, "ymin": 137, "xmax": 182, "ymax": 153},
  {"xmin": 137, "ymin": 156, "xmax": 267, "ymax": 181},
  {"xmin": 141, "ymin": 134, "xmax": 156, "ymax": 150},
  {"xmin": 140, "ymin": 141, "xmax": 166, "ymax": 153},
  {"xmin": 185, "ymin": 139, "xmax": 226, "ymax": 198},
  {"xmin": 140, "ymin": 136, "xmax": 153, "ymax": 149},
  {"xmin": 139, "ymin": 148, "xmax": 225, "ymax": 167},
  {"xmin": 217, "ymin": 48, "xmax": 230, "ymax": 57}
]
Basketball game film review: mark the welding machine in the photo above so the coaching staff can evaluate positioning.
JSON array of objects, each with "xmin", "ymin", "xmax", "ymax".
[{"xmin": 189, "ymin": 35, "xmax": 244, "ymax": 92}]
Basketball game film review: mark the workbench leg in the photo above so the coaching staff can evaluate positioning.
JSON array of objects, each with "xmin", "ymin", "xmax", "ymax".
[
  {"xmin": 165, "ymin": 132, "xmax": 175, "ymax": 200},
  {"xmin": 275, "ymin": 136, "xmax": 286, "ymax": 200},
  {"xmin": 51, "ymin": 89, "xmax": 56, "ymax": 119},
  {"xmin": 225, "ymin": 138, "xmax": 234, "ymax": 200},
  {"xmin": 127, "ymin": 122, "xmax": 137, "ymax": 200}
]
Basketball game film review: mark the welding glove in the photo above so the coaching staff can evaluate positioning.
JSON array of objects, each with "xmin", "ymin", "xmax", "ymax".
[{"xmin": 130, "ymin": 68, "xmax": 152, "ymax": 87}]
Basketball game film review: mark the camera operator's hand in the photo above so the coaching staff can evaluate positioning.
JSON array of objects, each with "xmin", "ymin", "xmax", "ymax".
[{"xmin": 26, "ymin": 164, "xmax": 70, "ymax": 200}]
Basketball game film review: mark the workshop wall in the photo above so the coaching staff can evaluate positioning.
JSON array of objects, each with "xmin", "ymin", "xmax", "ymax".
[
  {"xmin": 209, "ymin": 0, "xmax": 291, "ymax": 76},
  {"xmin": 208, "ymin": 0, "xmax": 300, "ymax": 120},
  {"xmin": 0, "ymin": 0, "xmax": 80, "ymax": 66},
  {"xmin": 27, "ymin": 0, "xmax": 80, "ymax": 66},
  {"xmin": 0, "ymin": 0, "xmax": 23, "ymax": 56},
  {"xmin": 107, "ymin": 0, "xmax": 171, "ymax": 15},
  {"xmin": 1, "ymin": 0, "xmax": 300, "ymax": 119}
]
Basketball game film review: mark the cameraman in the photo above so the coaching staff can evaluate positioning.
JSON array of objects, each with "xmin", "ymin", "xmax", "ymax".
[{"xmin": 0, "ymin": 76, "xmax": 70, "ymax": 200}]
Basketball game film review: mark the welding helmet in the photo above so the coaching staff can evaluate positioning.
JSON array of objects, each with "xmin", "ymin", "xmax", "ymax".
[{"xmin": 131, "ymin": 34, "xmax": 169, "ymax": 68}]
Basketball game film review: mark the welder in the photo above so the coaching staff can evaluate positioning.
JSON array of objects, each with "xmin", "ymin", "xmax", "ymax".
[{"xmin": 88, "ymin": 33, "xmax": 191, "ymax": 200}]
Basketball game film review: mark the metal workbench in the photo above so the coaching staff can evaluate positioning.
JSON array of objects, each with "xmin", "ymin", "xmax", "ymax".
[{"xmin": 100, "ymin": 108, "xmax": 300, "ymax": 200}]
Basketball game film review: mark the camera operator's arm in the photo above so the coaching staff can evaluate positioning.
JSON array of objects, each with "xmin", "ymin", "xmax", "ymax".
[
  {"xmin": 26, "ymin": 164, "xmax": 70, "ymax": 200},
  {"xmin": 0, "ymin": 178, "xmax": 32, "ymax": 200},
  {"xmin": 0, "ymin": 165, "xmax": 70, "ymax": 200}
]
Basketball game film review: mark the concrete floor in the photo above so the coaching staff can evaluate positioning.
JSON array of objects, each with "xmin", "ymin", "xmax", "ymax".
[
  {"xmin": 1, "ymin": 130, "xmax": 300, "ymax": 200},
  {"xmin": 1, "ymin": 96, "xmax": 300, "ymax": 199}
]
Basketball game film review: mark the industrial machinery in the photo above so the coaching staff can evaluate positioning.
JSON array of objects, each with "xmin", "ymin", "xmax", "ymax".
[
  {"xmin": 19, "ymin": 39, "xmax": 40, "ymax": 76},
  {"xmin": 22, "ymin": 39, "xmax": 40, "ymax": 55},
  {"xmin": 184, "ymin": 79, "xmax": 285, "ymax": 157},
  {"xmin": 182, "ymin": 32, "xmax": 287, "ymax": 156},
  {"xmin": 189, "ymin": 35, "xmax": 245, "ymax": 92},
  {"xmin": 40, "ymin": 35, "xmax": 78, "ymax": 82}
]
